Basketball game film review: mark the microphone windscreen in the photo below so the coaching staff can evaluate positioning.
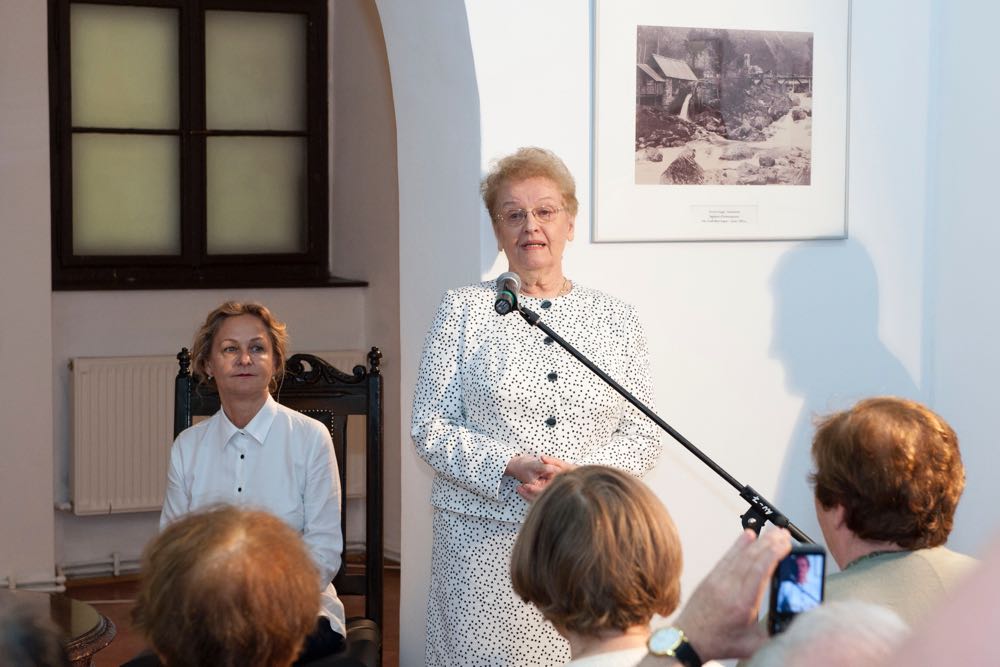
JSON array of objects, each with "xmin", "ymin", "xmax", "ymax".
[
  {"xmin": 496, "ymin": 271, "xmax": 521, "ymax": 292},
  {"xmin": 494, "ymin": 272, "xmax": 521, "ymax": 315}
]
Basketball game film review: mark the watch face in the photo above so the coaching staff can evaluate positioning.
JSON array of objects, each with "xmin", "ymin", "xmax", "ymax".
[{"xmin": 648, "ymin": 627, "xmax": 682, "ymax": 656}]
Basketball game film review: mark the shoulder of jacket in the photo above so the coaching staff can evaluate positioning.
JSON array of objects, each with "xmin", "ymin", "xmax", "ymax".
[{"xmin": 577, "ymin": 284, "xmax": 637, "ymax": 315}]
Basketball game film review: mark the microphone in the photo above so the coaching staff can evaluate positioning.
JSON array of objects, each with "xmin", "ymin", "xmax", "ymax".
[{"xmin": 494, "ymin": 272, "xmax": 521, "ymax": 315}]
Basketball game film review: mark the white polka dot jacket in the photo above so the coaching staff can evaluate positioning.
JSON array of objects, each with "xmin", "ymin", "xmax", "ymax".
[{"xmin": 411, "ymin": 281, "xmax": 663, "ymax": 523}]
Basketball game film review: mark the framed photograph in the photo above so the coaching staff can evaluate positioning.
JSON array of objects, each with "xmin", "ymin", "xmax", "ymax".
[{"xmin": 593, "ymin": 0, "xmax": 851, "ymax": 242}]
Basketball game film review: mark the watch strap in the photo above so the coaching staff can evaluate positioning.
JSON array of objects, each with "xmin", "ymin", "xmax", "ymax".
[{"xmin": 672, "ymin": 637, "xmax": 702, "ymax": 667}]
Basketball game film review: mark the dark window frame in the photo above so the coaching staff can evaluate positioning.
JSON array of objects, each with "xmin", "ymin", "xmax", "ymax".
[{"xmin": 48, "ymin": 0, "xmax": 363, "ymax": 290}]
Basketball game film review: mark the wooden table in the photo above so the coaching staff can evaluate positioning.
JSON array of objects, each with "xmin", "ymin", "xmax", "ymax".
[{"xmin": 1, "ymin": 590, "xmax": 117, "ymax": 666}]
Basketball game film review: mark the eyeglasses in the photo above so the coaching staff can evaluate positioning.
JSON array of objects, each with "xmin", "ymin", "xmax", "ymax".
[{"xmin": 495, "ymin": 205, "xmax": 565, "ymax": 227}]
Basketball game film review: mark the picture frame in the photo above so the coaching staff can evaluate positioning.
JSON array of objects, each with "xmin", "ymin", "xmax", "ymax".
[{"xmin": 592, "ymin": 0, "xmax": 851, "ymax": 242}]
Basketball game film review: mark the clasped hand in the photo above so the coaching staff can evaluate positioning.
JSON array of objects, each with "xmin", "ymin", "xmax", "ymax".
[{"xmin": 505, "ymin": 455, "xmax": 575, "ymax": 501}]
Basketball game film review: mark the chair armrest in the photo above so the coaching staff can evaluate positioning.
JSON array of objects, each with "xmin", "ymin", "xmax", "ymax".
[{"xmin": 298, "ymin": 617, "xmax": 381, "ymax": 667}]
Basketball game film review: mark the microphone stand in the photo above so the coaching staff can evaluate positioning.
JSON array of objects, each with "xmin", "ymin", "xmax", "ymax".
[{"xmin": 515, "ymin": 303, "xmax": 814, "ymax": 544}]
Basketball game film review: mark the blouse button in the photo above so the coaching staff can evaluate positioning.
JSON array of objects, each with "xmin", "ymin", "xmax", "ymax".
[
  {"xmin": 543, "ymin": 337, "xmax": 554, "ymax": 345},
  {"xmin": 540, "ymin": 300, "xmax": 552, "ymax": 309},
  {"xmin": 237, "ymin": 487, "xmax": 243, "ymax": 493},
  {"xmin": 547, "ymin": 372, "xmax": 558, "ymax": 382},
  {"xmin": 240, "ymin": 454, "xmax": 245, "ymax": 460},
  {"xmin": 545, "ymin": 416, "xmax": 557, "ymax": 427}
]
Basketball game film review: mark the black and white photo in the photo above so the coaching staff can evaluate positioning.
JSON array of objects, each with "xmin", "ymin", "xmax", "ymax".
[
  {"xmin": 635, "ymin": 26, "xmax": 814, "ymax": 187},
  {"xmin": 593, "ymin": 0, "xmax": 850, "ymax": 242}
]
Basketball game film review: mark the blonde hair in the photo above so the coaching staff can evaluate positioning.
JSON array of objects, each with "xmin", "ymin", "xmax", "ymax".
[
  {"xmin": 480, "ymin": 147, "xmax": 579, "ymax": 225},
  {"xmin": 190, "ymin": 301, "xmax": 289, "ymax": 392},
  {"xmin": 511, "ymin": 466, "xmax": 682, "ymax": 635}
]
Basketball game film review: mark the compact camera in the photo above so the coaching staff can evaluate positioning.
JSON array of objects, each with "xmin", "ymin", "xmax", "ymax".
[{"xmin": 767, "ymin": 544, "xmax": 826, "ymax": 634}]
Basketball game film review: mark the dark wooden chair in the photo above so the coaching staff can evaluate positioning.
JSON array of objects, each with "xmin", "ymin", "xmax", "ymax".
[{"xmin": 174, "ymin": 347, "xmax": 384, "ymax": 667}]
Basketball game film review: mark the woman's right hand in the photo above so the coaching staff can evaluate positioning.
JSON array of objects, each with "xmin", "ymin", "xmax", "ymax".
[{"xmin": 504, "ymin": 455, "xmax": 560, "ymax": 501}]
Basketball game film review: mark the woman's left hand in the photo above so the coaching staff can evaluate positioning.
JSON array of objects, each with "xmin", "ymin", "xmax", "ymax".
[{"xmin": 515, "ymin": 456, "xmax": 578, "ymax": 502}]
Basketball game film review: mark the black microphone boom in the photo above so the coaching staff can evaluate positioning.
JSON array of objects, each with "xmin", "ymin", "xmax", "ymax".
[
  {"xmin": 494, "ymin": 272, "xmax": 521, "ymax": 315},
  {"xmin": 511, "ymin": 303, "xmax": 814, "ymax": 544}
]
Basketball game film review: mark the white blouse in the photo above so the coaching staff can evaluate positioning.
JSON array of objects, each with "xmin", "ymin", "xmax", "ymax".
[
  {"xmin": 162, "ymin": 395, "xmax": 346, "ymax": 637},
  {"xmin": 412, "ymin": 281, "xmax": 662, "ymax": 523}
]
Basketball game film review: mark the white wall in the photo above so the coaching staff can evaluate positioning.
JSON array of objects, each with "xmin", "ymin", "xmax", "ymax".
[
  {"xmin": 374, "ymin": 0, "xmax": 482, "ymax": 659},
  {"xmin": 329, "ymin": 0, "xmax": 401, "ymax": 561},
  {"xmin": 379, "ymin": 1, "xmax": 996, "ymax": 663},
  {"xmin": 0, "ymin": 0, "xmax": 56, "ymax": 587},
  {"xmin": 927, "ymin": 1, "xmax": 1000, "ymax": 554}
]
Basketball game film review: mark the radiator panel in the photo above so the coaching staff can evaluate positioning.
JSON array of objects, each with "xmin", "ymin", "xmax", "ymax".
[
  {"xmin": 69, "ymin": 350, "xmax": 366, "ymax": 519},
  {"xmin": 71, "ymin": 356, "xmax": 176, "ymax": 514}
]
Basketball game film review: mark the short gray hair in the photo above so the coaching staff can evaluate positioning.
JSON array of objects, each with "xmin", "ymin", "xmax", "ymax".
[
  {"xmin": 746, "ymin": 600, "xmax": 909, "ymax": 667},
  {"xmin": 0, "ymin": 597, "xmax": 69, "ymax": 667}
]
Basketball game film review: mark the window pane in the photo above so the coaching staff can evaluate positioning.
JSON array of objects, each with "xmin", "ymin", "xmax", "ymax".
[
  {"xmin": 205, "ymin": 11, "xmax": 306, "ymax": 131},
  {"xmin": 72, "ymin": 134, "xmax": 180, "ymax": 255},
  {"xmin": 206, "ymin": 136, "xmax": 306, "ymax": 254},
  {"xmin": 70, "ymin": 4, "xmax": 178, "ymax": 129}
]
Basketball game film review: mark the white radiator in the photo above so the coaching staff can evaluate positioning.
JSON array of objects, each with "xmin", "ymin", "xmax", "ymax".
[
  {"xmin": 70, "ymin": 355, "xmax": 177, "ymax": 514},
  {"xmin": 70, "ymin": 351, "xmax": 367, "ymax": 524}
]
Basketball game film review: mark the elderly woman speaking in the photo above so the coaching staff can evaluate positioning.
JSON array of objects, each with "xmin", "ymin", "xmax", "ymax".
[{"xmin": 412, "ymin": 147, "xmax": 662, "ymax": 665}]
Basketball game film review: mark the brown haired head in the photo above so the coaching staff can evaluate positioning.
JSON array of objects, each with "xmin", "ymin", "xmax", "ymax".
[
  {"xmin": 190, "ymin": 301, "xmax": 289, "ymax": 392},
  {"xmin": 480, "ymin": 147, "xmax": 579, "ymax": 227},
  {"xmin": 133, "ymin": 506, "xmax": 319, "ymax": 667},
  {"xmin": 510, "ymin": 465, "xmax": 682, "ymax": 636},
  {"xmin": 810, "ymin": 396, "xmax": 965, "ymax": 549}
]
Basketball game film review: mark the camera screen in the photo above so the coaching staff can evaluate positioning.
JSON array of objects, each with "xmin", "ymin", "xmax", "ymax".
[
  {"xmin": 769, "ymin": 550, "xmax": 825, "ymax": 634},
  {"xmin": 774, "ymin": 552, "xmax": 823, "ymax": 613}
]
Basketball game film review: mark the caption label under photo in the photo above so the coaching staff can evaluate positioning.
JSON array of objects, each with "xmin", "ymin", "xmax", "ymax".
[{"xmin": 692, "ymin": 205, "xmax": 757, "ymax": 225}]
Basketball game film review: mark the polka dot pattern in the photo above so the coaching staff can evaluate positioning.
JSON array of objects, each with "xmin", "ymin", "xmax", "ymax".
[
  {"xmin": 425, "ymin": 508, "xmax": 569, "ymax": 666},
  {"xmin": 412, "ymin": 281, "xmax": 663, "ymax": 664}
]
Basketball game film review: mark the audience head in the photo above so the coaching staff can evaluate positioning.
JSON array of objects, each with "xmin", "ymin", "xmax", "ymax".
[
  {"xmin": 510, "ymin": 465, "xmax": 682, "ymax": 638},
  {"xmin": 480, "ymin": 146, "xmax": 580, "ymax": 226},
  {"xmin": 810, "ymin": 396, "xmax": 964, "ymax": 550},
  {"xmin": 133, "ymin": 505, "xmax": 319, "ymax": 667},
  {"xmin": 0, "ymin": 596, "xmax": 69, "ymax": 667},
  {"xmin": 190, "ymin": 301, "xmax": 289, "ymax": 392},
  {"xmin": 748, "ymin": 600, "xmax": 909, "ymax": 667}
]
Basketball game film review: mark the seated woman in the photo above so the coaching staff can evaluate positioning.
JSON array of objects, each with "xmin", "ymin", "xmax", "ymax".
[
  {"xmin": 133, "ymin": 506, "xmax": 319, "ymax": 667},
  {"xmin": 510, "ymin": 465, "xmax": 683, "ymax": 666},
  {"xmin": 161, "ymin": 301, "xmax": 345, "ymax": 662}
]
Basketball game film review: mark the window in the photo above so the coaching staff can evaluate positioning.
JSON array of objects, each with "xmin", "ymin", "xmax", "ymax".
[{"xmin": 49, "ymin": 0, "xmax": 361, "ymax": 289}]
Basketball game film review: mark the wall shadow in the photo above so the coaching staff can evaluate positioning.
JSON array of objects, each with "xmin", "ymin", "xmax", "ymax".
[{"xmin": 769, "ymin": 239, "xmax": 921, "ymax": 550}]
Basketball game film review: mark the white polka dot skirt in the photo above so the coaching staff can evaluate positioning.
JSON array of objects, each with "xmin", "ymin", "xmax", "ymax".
[{"xmin": 425, "ymin": 507, "xmax": 570, "ymax": 666}]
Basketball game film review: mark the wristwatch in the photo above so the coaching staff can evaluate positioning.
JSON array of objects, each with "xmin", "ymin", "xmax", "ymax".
[{"xmin": 647, "ymin": 626, "xmax": 703, "ymax": 667}]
